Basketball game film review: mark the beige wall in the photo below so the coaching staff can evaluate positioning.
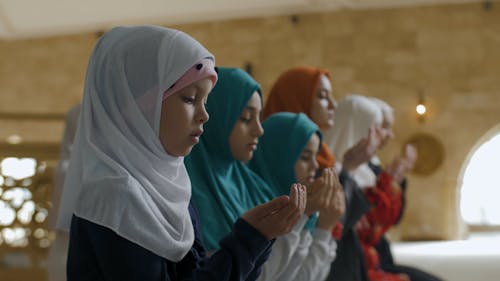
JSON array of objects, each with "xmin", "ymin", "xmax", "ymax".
[
  {"xmin": 1, "ymin": 2, "xmax": 499, "ymax": 242},
  {"xmin": 174, "ymin": 3, "xmax": 500, "ymax": 241}
]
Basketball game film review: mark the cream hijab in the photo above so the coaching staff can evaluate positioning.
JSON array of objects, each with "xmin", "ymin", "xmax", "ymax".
[
  {"xmin": 56, "ymin": 26, "xmax": 214, "ymax": 261},
  {"xmin": 327, "ymin": 94, "xmax": 383, "ymax": 188}
]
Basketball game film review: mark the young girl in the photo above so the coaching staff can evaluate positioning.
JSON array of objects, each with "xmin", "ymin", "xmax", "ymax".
[
  {"xmin": 47, "ymin": 103, "xmax": 81, "ymax": 281},
  {"xmin": 56, "ymin": 25, "xmax": 304, "ymax": 281},
  {"xmin": 264, "ymin": 67, "xmax": 336, "ymax": 169},
  {"xmin": 264, "ymin": 67, "xmax": 378, "ymax": 173},
  {"xmin": 265, "ymin": 67, "xmax": 378, "ymax": 281},
  {"xmin": 329, "ymin": 94, "xmax": 411, "ymax": 281},
  {"xmin": 249, "ymin": 112, "xmax": 345, "ymax": 281},
  {"xmin": 185, "ymin": 67, "xmax": 307, "ymax": 252},
  {"xmin": 371, "ymin": 98, "xmax": 442, "ymax": 281}
]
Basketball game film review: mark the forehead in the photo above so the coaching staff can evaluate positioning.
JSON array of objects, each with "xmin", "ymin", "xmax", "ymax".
[
  {"xmin": 317, "ymin": 75, "xmax": 331, "ymax": 91},
  {"xmin": 244, "ymin": 91, "xmax": 262, "ymax": 110},
  {"xmin": 383, "ymin": 110, "xmax": 395, "ymax": 124},
  {"xmin": 303, "ymin": 133, "xmax": 320, "ymax": 151}
]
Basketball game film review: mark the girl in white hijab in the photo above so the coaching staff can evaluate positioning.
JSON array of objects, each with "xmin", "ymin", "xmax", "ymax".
[
  {"xmin": 329, "ymin": 94, "xmax": 410, "ymax": 281},
  {"xmin": 56, "ymin": 25, "xmax": 305, "ymax": 281},
  {"xmin": 47, "ymin": 103, "xmax": 81, "ymax": 281},
  {"xmin": 329, "ymin": 95, "xmax": 385, "ymax": 188}
]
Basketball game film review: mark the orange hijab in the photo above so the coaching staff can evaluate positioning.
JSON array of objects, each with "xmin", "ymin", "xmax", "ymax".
[{"xmin": 263, "ymin": 67, "xmax": 335, "ymax": 169}]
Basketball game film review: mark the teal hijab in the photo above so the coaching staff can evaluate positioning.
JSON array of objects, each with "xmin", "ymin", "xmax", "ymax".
[
  {"xmin": 249, "ymin": 112, "xmax": 322, "ymax": 230},
  {"xmin": 185, "ymin": 67, "xmax": 275, "ymax": 251}
]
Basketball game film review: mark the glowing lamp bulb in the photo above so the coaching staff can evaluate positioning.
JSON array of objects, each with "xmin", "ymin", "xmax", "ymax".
[{"xmin": 416, "ymin": 104, "xmax": 426, "ymax": 115}]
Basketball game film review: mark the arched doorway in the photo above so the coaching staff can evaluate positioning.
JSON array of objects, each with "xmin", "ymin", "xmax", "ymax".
[{"xmin": 459, "ymin": 127, "xmax": 500, "ymax": 226}]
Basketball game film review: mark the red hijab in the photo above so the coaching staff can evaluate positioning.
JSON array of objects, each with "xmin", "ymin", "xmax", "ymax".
[{"xmin": 263, "ymin": 67, "xmax": 335, "ymax": 169}]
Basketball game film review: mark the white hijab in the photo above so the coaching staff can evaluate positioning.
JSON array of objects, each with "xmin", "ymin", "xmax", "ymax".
[
  {"xmin": 370, "ymin": 97, "xmax": 394, "ymax": 166},
  {"xmin": 327, "ymin": 94, "xmax": 383, "ymax": 188},
  {"xmin": 56, "ymin": 26, "xmax": 214, "ymax": 261},
  {"xmin": 48, "ymin": 103, "xmax": 81, "ymax": 230}
]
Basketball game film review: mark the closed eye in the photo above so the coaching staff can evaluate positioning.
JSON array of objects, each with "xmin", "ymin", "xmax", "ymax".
[{"xmin": 182, "ymin": 96, "xmax": 195, "ymax": 104}]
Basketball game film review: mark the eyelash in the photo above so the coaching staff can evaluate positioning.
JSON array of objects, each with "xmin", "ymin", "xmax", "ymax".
[
  {"xmin": 300, "ymin": 155, "xmax": 311, "ymax": 161},
  {"xmin": 240, "ymin": 116, "xmax": 252, "ymax": 123},
  {"xmin": 182, "ymin": 97, "xmax": 195, "ymax": 104}
]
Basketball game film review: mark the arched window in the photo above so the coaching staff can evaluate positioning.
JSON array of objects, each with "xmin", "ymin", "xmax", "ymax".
[{"xmin": 460, "ymin": 133, "xmax": 500, "ymax": 226}]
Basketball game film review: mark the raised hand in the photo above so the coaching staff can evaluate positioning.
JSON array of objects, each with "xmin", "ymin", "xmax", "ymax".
[
  {"xmin": 404, "ymin": 144, "xmax": 418, "ymax": 169},
  {"xmin": 387, "ymin": 144, "xmax": 418, "ymax": 184},
  {"xmin": 316, "ymin": 168, "xmax": 346, "ymax": 231},
  {"xmin": 304, "ymin": 169, "xmax": 328, "ymax": 216},
  {"xmin": 342, "ymin": 125, "xmax": 383, "ymax": 172},
  {"xmin": 242, "ymin": 183, "xmax": 307, "ymax": 240}
]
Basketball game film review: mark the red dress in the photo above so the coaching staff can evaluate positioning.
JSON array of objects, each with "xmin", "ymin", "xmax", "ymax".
[{"xmin": 356, "ymin": 172, "xmax": 406, "ymax": 281}]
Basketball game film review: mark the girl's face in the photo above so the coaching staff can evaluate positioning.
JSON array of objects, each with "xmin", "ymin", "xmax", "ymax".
[
  {"xmin": 379, "ymin": 111, "xmax": 395, "ymax": 149},
  {"xmin": 160, "ymin": 78, "xmax": 212, "ymax": 157},
  {"xmin": 310, "ymin": 74, "xmax": 337, "ymax": 129},
  {"xmin": 294, "ymin": 133, "xmax": 320, "ymax": 186},
  {"xmin": 229, "ymin": 91, "xmax": 264, "ymax": 162}
]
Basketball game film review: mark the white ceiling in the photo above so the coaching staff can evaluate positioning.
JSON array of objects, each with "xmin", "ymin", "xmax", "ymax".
[{"xmin": 0, "ymin": 0, "xmax": 483, "ymax": 40}]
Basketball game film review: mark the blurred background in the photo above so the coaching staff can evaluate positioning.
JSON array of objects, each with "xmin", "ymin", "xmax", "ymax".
[{"xmin": 0, "ymin": 0, "xmax": 499, "ymax": 280}]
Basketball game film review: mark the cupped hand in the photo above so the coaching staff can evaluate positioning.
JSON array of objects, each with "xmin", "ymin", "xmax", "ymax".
[
  {"xmin": 342, "ymin": 126, "xmax": 383, "ymax": 172},
  {"xmin": 316, "ymin": 169, "xmax": 346, "ymax": 230},
  {"xmin": 242, "ymin": 183, "xmax": 307, "ymax": 240}
]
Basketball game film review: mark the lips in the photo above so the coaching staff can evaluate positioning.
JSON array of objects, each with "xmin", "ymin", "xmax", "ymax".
[
  {"xmin": 248, "ymin": 142, "xmax": 258, "ymax": 151},
  {"xmin": 307, "ymin": 175, "xmax": 315, "ymax": 184},
  {"xmin": 191, "ymin": 130, "xmax": 203, "ymax": 137},
  {"xmin": 190, "ymin": 130, "xmax": 203, "ymax": 144}
]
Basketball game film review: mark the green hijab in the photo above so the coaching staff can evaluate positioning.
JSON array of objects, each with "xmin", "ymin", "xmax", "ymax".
[
  {"xmin": 185, "ymin": 67, "xmax": 275, "ymax": 251},
  {"xmin": 249, "ymin": 112, "xmax": 322, "ymax": 230}
]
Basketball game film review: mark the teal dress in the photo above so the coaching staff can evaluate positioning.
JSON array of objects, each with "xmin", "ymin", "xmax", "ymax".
[
  {"xmin": 185, "ymin": 67, "xmax": 275, "ymax": 251},
  {"xmin": 248, "ymin": 112, "xmax": 322, "ymax": 230}
]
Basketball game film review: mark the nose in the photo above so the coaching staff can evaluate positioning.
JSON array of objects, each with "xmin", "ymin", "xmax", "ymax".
[
  {"xmin": 199, "ymin": 105, "xmax": 209, "ymax": 124},
  {"xmin": 311, "ymin": 157, "xmax": 319, "ymax": 172},
  {"xmin": 328, "ymin": 96, "xmax": 337, "ymax": 110},
  {"xmin": 253, "ymin": 118, "xmax": 264, "ymax": 137}
]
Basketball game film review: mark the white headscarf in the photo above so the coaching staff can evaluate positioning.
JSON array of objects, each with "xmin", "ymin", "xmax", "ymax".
[
  {"xmin": 48, "ymin": 103, "xmax": 81, "ymax": 230},
  {"xmin": 327, "ymin": 94, "xmax": 383, "ymax": 188},
  {"xmin": 56, "ymin": 26, "xmax": 214, "ymax": 261},
  {"xmin": 370, "ymin": 97, "xmax": 394, "ymax": 166}
]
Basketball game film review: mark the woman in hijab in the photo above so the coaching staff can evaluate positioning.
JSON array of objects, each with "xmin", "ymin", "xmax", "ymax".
[
  {"xmin": 264, "ymin": 67, "xmax": 336, "ymax": 169},
  {"xmin": 56, "ymin": 26, "xmax": 304, "ymax": 281},
  {"xmin": 185, "ymin": 67, "xmax": 307, "ymax": 253},
  {"xmin": 265, "ymin": 67, "xmax": 378, "ymax": 281},
  {"xmin": 249, "ymin": 112, "xmax": 345, "ymax": 281},
  {"xmin": 47, "ymin": 103, "xmax": 81, "ymax": 281},
  {"xmin": 328, "ymin": 94, "xmax": 412, "ymax": 281},
  {"xmin": 370, "ymin": 99, "xmax": 442, "ymax": 281}
]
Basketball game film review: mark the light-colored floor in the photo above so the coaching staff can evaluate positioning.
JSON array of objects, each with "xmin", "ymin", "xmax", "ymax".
[{"xmin": 392, "ymin": 232, "xmax": 500, "ymax": 281}]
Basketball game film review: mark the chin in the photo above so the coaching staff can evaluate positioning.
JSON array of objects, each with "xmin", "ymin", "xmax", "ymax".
[
  {"xmin": 238, "ymin": 153, "xmax": 253, "ymax": 163},
  {"xmin": 181, "ymin": 146, "xmax": 195, "ymax": 157},
  {"xmin": 168, "ymin": 146, "xmax": 194, "ymax": 157},
  {"xmin": 325, "ymin": 119, "xmax": 335, "ymax": 128},
  {"xmin": 319, "ymin": 122, "xmax": 333, "ymax": 130}
]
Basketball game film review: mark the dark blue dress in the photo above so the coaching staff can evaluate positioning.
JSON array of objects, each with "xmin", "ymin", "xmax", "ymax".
[
  {"xmin": 67, "ymin": 202, "xmax": 272, "ymax": 281},
  {"xmin": 327, "ymin": 170, "xmax": 371, "ymax": 281}
]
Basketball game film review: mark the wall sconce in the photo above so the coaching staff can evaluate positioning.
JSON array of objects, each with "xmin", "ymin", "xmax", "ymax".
[
  {"xmin": 416, "ymin": 92, "xmax": 427, "ymax": 123},
  {"xmin": 6, "ymin": 134, "xmax": 23, "ymax": 144}
]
